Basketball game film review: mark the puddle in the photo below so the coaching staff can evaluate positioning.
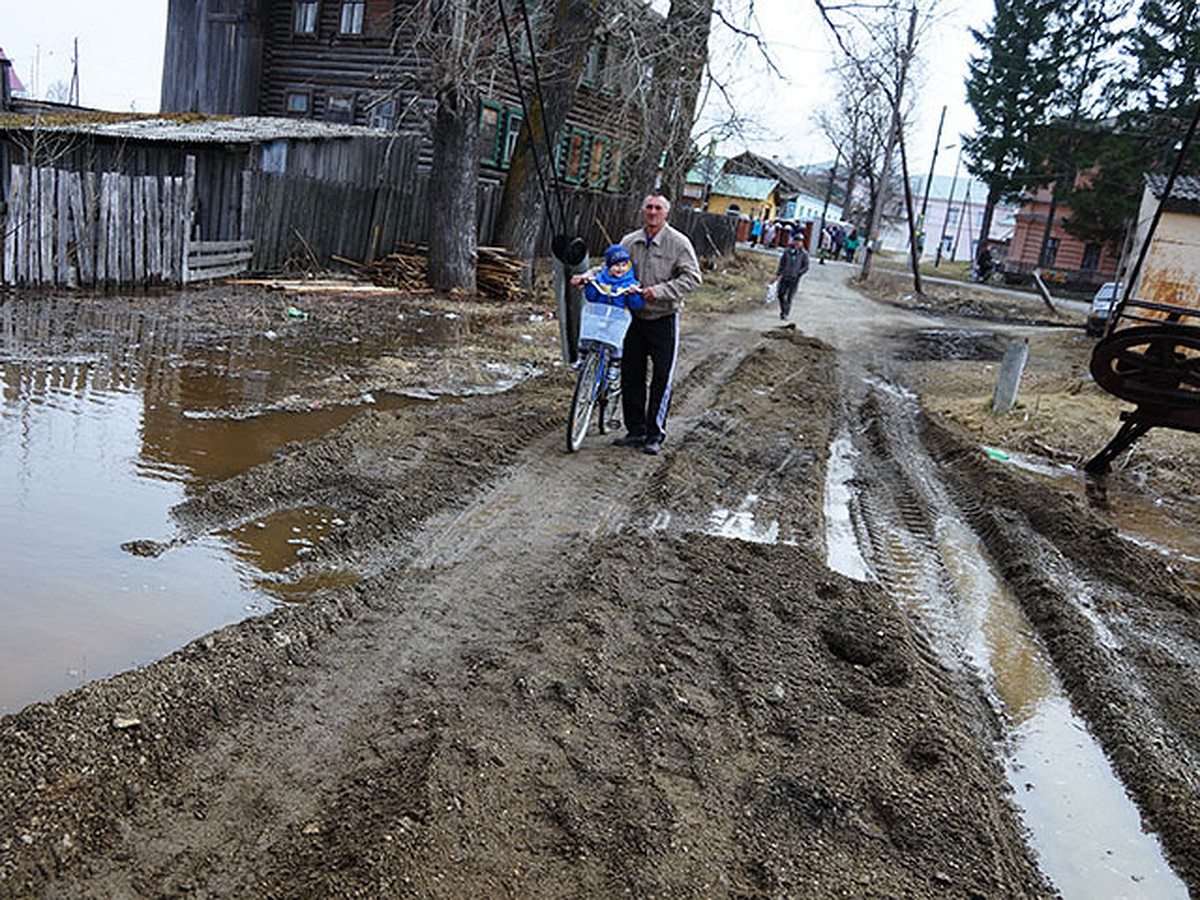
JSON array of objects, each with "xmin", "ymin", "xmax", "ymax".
[
  {"xmin": 706, "ymin": 493, "xmax": 780, "ymax": 544},
  {"xmin": 825, "ymin": 422, "xmax": 1187, "ymax": 897},
  {"xmin": 217, "ymin": 506, "xmax": 361, "ymax": 601},
  {"xmin": 981, "ymin": 446, "xmax": 1200, "ymax": 590},
  {"xmin": 893, "ymin": 328, "xmax": 1006, "ymax": 362},
  {"xmin": 823, "ymin": 431, "xmax": 873, "ymax": 581},
  {"xmin": 937, "ymin": 517, "xmax": 1185, "ymax": 897},
  {"xmin": 0, "ymin": 295, "xmax": 450, "ymax": 714}
]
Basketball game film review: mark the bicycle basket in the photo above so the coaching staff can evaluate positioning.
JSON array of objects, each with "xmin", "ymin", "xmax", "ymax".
[{"xmin": 579, "ymin": 301, "xmax": 633, "ymax": 348}]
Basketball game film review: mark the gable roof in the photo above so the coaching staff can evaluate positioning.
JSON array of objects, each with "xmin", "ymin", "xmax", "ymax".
[
  {"xmin": 711, "ymin": 173, "xmax": 777, "ymax": 202},
  {"xmin": 0, "ymin": 48, "xmax": 26, "ymax": 94},
  {"xmin": 686, "ymin": 154, "xmax": 726, "ymax": 185}
]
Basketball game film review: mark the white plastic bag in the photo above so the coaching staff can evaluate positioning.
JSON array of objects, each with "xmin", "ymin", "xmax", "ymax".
[{"xmin": 764, "ymin": 282, "xmax": 777, "ymax": 305}]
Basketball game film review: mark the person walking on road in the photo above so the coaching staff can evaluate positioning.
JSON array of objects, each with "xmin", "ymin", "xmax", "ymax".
[
  {"xmin": 584, "ymin": 193, "xmax": 702, "ymax": 456},
  {"xmin": 772, "ymin": 236, "xmax": 810, "ymax": 320}
]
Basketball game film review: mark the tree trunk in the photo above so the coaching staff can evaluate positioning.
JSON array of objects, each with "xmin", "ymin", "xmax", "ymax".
[
  {"xmin": 428, "ymin": 87, "xmax": 478, "ymax": 292},
  {"xmin": 658, "ymin": 0, "xmax": 712, "ymax": 203}
]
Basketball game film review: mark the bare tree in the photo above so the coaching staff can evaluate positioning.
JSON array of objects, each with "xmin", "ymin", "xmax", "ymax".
[
  {"xmin": 378, "ymin": 0, "xmax": 508, "ymax": 291},
  {"xmin": 812, "ymin": 0, "xmax": 934, "ymax": 278}
]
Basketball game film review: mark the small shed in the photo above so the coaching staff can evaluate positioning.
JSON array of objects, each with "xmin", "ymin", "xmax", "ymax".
[{"xmin": 1131, "ymin": 173, "xmax": 1200, "ymax": 309}]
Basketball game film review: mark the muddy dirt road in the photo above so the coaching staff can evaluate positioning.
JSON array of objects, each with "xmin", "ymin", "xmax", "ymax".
[{"xmin": 2, "ymin": 258, "xmax": 1199, "ymax": 897}]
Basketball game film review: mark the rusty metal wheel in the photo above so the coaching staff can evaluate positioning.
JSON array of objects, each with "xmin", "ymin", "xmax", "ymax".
[{"xmin": 1089, "ymin": 325, "xmax": 1200, "ymax": 406}]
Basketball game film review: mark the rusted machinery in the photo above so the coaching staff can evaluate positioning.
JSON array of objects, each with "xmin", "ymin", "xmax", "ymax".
[{"xmin": 1085, "ymin": 107, "xmax": 1200, "ymax": 474}]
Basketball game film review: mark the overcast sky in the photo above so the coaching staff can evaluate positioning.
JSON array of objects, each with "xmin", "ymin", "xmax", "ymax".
[
  {"xmin": 4, "ymin": 1, "xmax": 167, "ymax": 112},
  {"xmin": 3, "ymin": 0, "xmax": 991, "ymax": 177}
]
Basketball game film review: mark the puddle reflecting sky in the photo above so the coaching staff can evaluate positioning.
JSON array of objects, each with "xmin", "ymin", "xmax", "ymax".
[{"xmin": 0, "ymin": 296, "xmax": 411, "ymax": 714}]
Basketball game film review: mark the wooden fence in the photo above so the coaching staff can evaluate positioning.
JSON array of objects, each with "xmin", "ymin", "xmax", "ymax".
[
  {"xmin": 2, "ymin": 159, "xmax": 198, "ymax": 288},
  {"xmin": 1, "ymin": 141, "xmax": 736, "ymax": 289}
]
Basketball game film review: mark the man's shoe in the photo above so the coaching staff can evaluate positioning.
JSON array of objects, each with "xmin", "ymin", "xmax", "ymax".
[
  {"xmin": 642, "ymin": 437, "xmax": 663, "ymax": 455},
  {"xmin": 613, "ymin": 433, "xmax": 646, "ymax": 447}
]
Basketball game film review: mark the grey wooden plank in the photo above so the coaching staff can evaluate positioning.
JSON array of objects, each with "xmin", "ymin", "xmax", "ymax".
[
  {"xmin": 145, "ymin": 176, "xmax": 162, "ymax": 279},
  {"xmin": 132, "ymin": 176, "xmax": 147, "ymax": 284},
  {"xmin": 66, "ymin": 171, "xmax": 93, "ymax": 285},
  {"xmin": 56, "ymin": 170, "xmax": 71, "ymax": 285}
]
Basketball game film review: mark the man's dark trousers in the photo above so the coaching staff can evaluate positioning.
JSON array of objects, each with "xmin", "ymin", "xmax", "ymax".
[
  {"xmin": 778, "ymin": 277, "xmax": 800, "ymax": 318},
  {"xmin": 621, "ymin": 313, "xmax": 679, "ymax": 442}
]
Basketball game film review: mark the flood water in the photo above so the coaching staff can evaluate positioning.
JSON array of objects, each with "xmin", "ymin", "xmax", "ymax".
[{"xmin": 0, "ymin": 295, "xmax": 416, "ymax": 714}]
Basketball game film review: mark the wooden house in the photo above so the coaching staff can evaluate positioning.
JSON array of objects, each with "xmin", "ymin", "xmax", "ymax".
[
  {"xmin": 703, "ymin": 173, "xmax": 777, "ymax": 220},
  {"xmin": 160, "ymin": 0, "xmax": 647, "ymax": 217}
]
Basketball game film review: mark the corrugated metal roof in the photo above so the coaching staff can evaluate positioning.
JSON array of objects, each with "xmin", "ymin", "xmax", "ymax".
[
  {"xmin": 711, "ymin": 173, "xmax": 777, "ymax": 201},
  {"xmin": 0, "ymin": 113, "xmax": 388, "ymax": 143}
]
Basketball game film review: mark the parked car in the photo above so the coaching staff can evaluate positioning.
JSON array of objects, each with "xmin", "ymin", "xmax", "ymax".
[{"xmin": 1087, "ymin": 282, "xmax": 1123, "ymax": 336}]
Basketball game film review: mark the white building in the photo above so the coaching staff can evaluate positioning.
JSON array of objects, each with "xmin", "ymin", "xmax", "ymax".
[{"xmin": 880, "ymin": 173, "xmax": 1017, "ymax": 263}]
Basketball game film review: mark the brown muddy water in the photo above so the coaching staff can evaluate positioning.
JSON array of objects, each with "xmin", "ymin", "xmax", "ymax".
[{"xmin": 0, "ymin": 295, "xmax": 430, "ymax": 714}]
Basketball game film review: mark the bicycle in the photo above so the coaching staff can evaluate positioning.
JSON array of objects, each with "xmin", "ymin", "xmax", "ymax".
[{"xmin": 566, "ymin": 300, "xmax": 632, "ymax": 452}]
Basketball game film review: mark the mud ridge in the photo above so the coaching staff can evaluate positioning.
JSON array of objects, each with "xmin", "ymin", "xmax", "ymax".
[{"xmin": 921, "ymin": 413, "xmax": 1200, "ymax": 892}]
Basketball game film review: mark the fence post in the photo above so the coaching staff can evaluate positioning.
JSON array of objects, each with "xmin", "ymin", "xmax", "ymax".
[
  {"xmin": 992, "ymin": 339, "xmax": 1029, "ymax": 414},
  {"xmin": 181, "ymin": 155, "xmax": 196, "ymax": 284}
]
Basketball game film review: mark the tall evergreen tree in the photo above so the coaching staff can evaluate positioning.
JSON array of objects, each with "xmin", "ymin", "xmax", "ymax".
[
  {"xmin": 961, "ymin": 0, "xmax": 1061, "ymax": 259},
  {"xmin": 1059, "ymin": 0, "xmax": 1200, "ymax": 252}
]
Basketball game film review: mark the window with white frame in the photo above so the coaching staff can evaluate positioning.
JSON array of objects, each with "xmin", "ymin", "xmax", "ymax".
[
  {"xmin": 294, "ymin": 1, "xmax": 319, "ymax": 34},
  {"xmin": 340, "ymin": 1, "xmax": 365, "ymax": 34}
]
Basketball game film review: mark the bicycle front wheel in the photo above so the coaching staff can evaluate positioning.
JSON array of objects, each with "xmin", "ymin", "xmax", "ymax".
[
  {"xmin": 567, "ymin": 350, "xmax": 603, "ymax": 452},
  {"xmin": 598, "ymin": 375, "xmax": 620, "ymax": 435}
]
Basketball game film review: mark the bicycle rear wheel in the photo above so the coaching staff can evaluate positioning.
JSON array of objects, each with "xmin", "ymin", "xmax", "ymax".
[{"xmin": 567, "ymin": 350, "xmax": 602, "ymax": 452}]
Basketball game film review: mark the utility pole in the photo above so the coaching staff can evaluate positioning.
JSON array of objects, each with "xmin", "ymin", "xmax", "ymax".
[
  {"xmin": 915, "ymin": 104, "xmax": 946, "ymax": 257},
  {"xmin": 935, "ymin": 147, "xmax": 962, "ymax": 267},
  {"xmin": 860, "ymin": 4, "xmax": 918, "ymax": 280},
  {"xmin": 900, "ymin": 131, "xmax": 922, "ymax": 295},
  {"xmin": 952, "ymin": 179, "xmax": 972, "ymax": 261},
  {"xmin": 69, "ymin": 37, "xmax": 79, "ymax": 106}
]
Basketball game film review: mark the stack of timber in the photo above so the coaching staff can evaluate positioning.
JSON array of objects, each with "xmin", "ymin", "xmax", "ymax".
[
  {"xmin": 476, "ymin": 246, "xmax": 525, "ymax": 302},
  {"xmin": 338, "ymin": 244, "xmax": 525, "ymax": 301}
]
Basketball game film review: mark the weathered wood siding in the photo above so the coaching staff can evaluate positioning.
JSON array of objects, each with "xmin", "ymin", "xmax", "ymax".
[
  {"xmin": 162, "ymin": 0, "xmax": 269, "ymax": 114},
  {"xmin": 2, "ymin": 163, "xmax": 193, "ymax": 287}
]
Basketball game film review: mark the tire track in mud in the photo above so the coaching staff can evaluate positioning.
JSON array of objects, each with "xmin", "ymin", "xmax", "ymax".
[{"xmin": 831, "ymin": 361, "xmax": 1198, "ymax": 894}]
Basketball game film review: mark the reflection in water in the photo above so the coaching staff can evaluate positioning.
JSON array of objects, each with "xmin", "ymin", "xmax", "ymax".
[
  {"xmin": 217, "ymin": 506, "xmax": 361, "ymax": 602},
  {"xmin": 0, "ymin": 296, "xmax": 416, "ymax": 714},
  {"xmin": 937, "ymin": 516, "xmax": 1185, "ymax": 898}
]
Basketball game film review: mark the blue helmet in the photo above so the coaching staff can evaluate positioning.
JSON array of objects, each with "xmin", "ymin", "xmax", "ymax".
[{"xmin": 604, "ymin": 244, "xmax": 631, "ymax": 268}]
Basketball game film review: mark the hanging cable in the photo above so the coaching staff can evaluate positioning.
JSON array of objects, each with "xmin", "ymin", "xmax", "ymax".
[
  {"xmin": 496, "ymin": 0, "xmax": 561, "ymax": 238},
  {"xmin": 513, "ymin": 0, "xmax": 570, "ymax": 236}
]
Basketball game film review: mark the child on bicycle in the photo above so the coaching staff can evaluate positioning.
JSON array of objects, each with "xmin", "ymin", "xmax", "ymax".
[
  {"xmin": 582, "ymin": 244, "xmax": 644, "ymax": 312},
  {"xmin": 578, "ymin": 244, "xmax": 644, "ymax": 379}
]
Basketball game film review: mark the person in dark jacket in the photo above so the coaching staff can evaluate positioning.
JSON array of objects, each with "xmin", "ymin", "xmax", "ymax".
[{"xmin": 772, "ymin": 236, "xmax": 810, "ymax": 320}]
